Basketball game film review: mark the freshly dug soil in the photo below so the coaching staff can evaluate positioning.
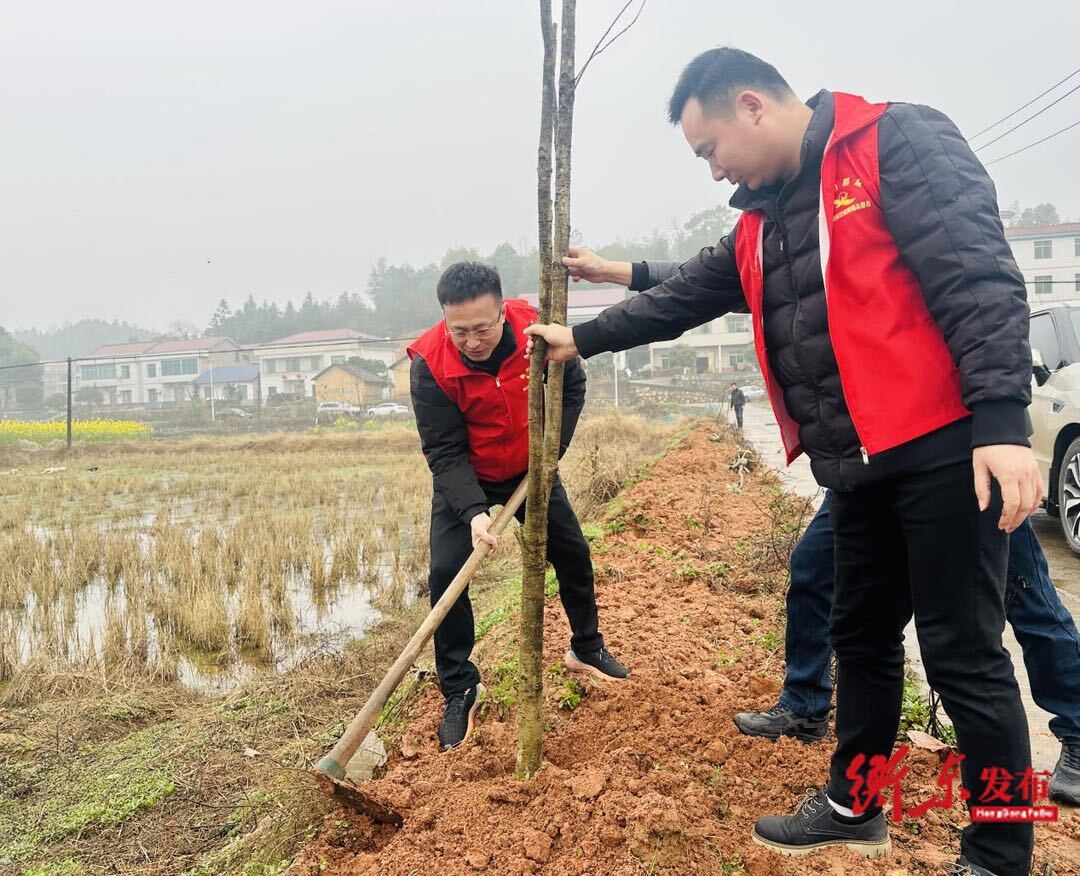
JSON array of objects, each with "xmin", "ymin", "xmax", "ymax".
[{"xmin": 292, "ymin": 424, "xmax": 1079, "ymax": 875}]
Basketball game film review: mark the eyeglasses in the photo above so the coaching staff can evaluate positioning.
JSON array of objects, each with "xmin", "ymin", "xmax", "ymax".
[{"xmin": 446, "ymin": 314, "xmax": 504, "ymax": 342}]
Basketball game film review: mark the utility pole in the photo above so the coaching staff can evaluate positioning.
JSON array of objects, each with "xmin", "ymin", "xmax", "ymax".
[{"xmin": 66, "ymin": 357, "xmax": 73, "ymax": 451}]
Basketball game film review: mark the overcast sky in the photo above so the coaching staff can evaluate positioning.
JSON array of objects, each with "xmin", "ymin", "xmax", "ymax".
[{"xmin": 2, "ymin": 1, "xmax": 1078, "ymax": 333}]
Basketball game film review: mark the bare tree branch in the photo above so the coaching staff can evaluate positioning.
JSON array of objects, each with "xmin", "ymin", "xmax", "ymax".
[{"xmin": 574, "ymin": 0, "xmax": 647, "ymax": 89}]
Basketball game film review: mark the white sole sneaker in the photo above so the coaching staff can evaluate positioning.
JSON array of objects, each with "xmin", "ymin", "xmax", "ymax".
[{"xmin": 563, "ymin": 649, "xmax": 628, "ymax": 682}]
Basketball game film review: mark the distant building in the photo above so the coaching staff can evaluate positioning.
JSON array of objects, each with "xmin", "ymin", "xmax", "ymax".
[
  {"xmin": 649, "ymin": 313, "xmax": 756, "ymax": 374},
  {"xmin": 312, "ymin": 363, "xmax": 388, "ymax": 405},
  {"xmin": 389, "ymin": 355, "xmax": 412, "ymax": 398},
  {"xmin": 73, "ymin": 328, "xmax": 407, "ymax": 407},
  {"xmin": 255, "ymin": 329, "xmax": 398, "ymax": 400},
  {"xmin": 41, "ymin": 361, "xmax": 69, "ymax": 400},
  {"xmin": 191, "ymin": 364, "xmax": 261, "ymax": 403},
  {"xmin": 1005, "ymin": 222, "xmax": 1080, "ymax": 304},
  {"xmin": 78, "ymin": 337, "xmax": 246, "ymax": 406}
]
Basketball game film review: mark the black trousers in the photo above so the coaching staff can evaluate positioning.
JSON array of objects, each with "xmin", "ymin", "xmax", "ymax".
[
  {"xmin": 428, "ymin": 475, "xmax": 604, "ymax": 697},
  {"xmin": 826, "ymin": 462, "xmax": 1033, "ymax": 876},
  {"xmin": 734, "ymin": 405, "xmax": 744, "ymax": 428}
]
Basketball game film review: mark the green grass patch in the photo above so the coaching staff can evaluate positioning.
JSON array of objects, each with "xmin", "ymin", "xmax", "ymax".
[
  {"xmin": 484, "ymin": 656, "xmax": 520, "ymax": 716},
  {"xmin": 712, "ymin": 648, "xmax": 741, "ymax": 668},
  {"xmin": 898, "ymin": 670, "xmax": 957, "ymax": 746},
  {"xmin": 476, "ymin": 597, "xmax": 512, "ymax": 641},
  {"xmin": 543, "ymin": 568, "xmax": 558, "ymax": 599},
  {"xmin": 179, "ymin": 780, "xmax": 321, "ymax": 876},
  {"xmin": 756, "ymin": 629, "xmax": 782, "ymax": 653},
  {"xmin": 546, "ymin": 664, "xmax": 585, "ymax": 711},
  {"xmin": 581, "ymin": 523, "xmax": 604, "ymax": 543},
  {"xmin": 0, "ymin": 725, "xmax": 178, "ymax": 864},
  {"xmin": 23, "ymin": 858, "xmax": 87, "ymax": 876}
]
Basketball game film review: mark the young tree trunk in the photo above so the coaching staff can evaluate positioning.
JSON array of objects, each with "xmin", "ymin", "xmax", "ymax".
[
  {"xmin": 545, "ymin": 0, "xmax": 576, "ymax": 470},
  {"xmin": 517, "ymin": 0, "xmax": 574, "ymax": 779}
]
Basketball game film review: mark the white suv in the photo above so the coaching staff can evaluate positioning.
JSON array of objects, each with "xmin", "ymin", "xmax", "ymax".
[
  {"xmin": 366, "ymin": 402, "xmax": 409, "ymax": 417},
  {"xmin": 1029, "ymin": 303, "xmax": 1080, "ymax": 555}
]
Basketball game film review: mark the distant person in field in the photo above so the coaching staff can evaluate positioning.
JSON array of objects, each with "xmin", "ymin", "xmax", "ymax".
[
  {"xmin": 407, "ymin": 261, "xmax": 628, "ymax": 752},
  {"xmin": 728, "ymin": 382, "xmax": 746, "ymax": 428}
]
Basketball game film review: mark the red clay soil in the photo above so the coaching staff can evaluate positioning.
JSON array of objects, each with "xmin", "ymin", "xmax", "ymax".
[{"xmin": 291, "ymin": 424, "xmax": 1079, "ymax": 876}]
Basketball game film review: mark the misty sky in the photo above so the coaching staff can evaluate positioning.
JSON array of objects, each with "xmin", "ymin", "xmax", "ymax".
[{"xmin": 3, "ymin": 1, "xmax": 1079, "ymax": 333}]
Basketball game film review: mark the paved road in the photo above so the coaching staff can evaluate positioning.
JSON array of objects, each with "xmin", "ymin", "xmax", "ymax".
[{"xmin": 736, "ymin": 400, "xmax": 1079, "ymax": 771}]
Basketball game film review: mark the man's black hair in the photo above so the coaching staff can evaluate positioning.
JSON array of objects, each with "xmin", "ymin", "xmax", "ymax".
[
  {"xmin": 437, "ymin": 261, "xmax": 503, "ymax": 307},
  {"xmin": 668, "ymin": 47, "xmax": 795, "ymax": 125}
]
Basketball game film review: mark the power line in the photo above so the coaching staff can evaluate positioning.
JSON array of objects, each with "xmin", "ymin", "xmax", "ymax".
[
  {"xmin": 75, "ymin": 337, "xmax": 418, "ymax": 362},
  {"xmin": 985, "ymin": 118, "xmax": 1080, "ymax": 165},
  {"xmin": 974, "ymin": 81, "xmax": 1080, "ymax": 152},
  {"xmin": 969, "ymin": 66, "xmax": 1080, "ymax": 142}
]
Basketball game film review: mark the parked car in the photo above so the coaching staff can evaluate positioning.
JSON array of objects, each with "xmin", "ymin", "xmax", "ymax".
[
  {"xmin": 316, "ymin": 401, "xmax": 361, "ymax": 424},
  {"xmin": 216, "ymin": 407, "xmax": 252, "ymax": 419},
  {"xmin": 1028, "ymin": 303, "xmax": 1080, "ymax": 555},
  {"xmin": 366, "ymin": 402, "xmax": 409, "ymax": 417},
  {"xmin": 739, "ymin": 385, "xmax": 766, "ymax": 401}
]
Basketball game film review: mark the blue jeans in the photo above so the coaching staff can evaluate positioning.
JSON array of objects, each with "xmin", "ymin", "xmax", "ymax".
[{"xmin": 779, "ymin": 491, "xmax": 1080, "ymax": 742}]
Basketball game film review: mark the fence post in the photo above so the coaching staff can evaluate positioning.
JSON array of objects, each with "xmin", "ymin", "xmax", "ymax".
[{"xmin": 66, "ymin": 357, "xmax": 73, "ymax": 450}]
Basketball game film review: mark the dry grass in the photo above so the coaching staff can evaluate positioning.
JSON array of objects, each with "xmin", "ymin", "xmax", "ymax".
[
  {"xmin": 0, "ymin": 411, "xmax": 682, "ymax": 875},
  {"xmin": 0, "ymin": 427, "xmax": 433, "ymax": 703},
  {"xmin": 560, "ymin": 411, "xmax": 680, "ymax": 519},
  {"xmin": 0, "ymin": 413, "xmax": 676, "ymax": 705}
]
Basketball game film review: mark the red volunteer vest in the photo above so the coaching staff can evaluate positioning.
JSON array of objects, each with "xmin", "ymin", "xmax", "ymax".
[
  {"xmin": 733, "ymin": 91, "xmax": 970, "ymax": 464},
  {"xmin": 407, "ymin": 298, "xmax": 535, "ymax": 482}
]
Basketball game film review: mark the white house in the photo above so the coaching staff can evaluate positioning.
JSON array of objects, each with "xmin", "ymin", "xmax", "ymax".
[
  {"xmin": 649, "ymin": 313, "xmax": 755, "ymax": 374},
  {"xmin": 1005, "ymin": 222, "xmax": 1080, "ymax": 304},
  {"xmin": 78, "ymin": 337, "xmax": 246, "ymax": 406},
  {"xmin": 255, "ymin": 329, "xmax": 398, "ymax": 400},
  {"xmin": 41, "ymin": 361, "xmax": 70, "ymax": 401}
]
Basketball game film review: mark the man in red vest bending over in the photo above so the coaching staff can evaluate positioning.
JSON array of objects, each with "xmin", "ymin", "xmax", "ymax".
[
  {"xmin": 408, "ymin": 261, "xmax": 628, "ymax": 752},
  {"xmin": 526, "ymin": 49, "xmax": 1041, "ymax": 876}
]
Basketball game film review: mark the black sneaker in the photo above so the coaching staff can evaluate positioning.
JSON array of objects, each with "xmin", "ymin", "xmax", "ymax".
[
  {"xmin": 564, "ymin": 647, "xmax": 629, "ymax": 681},
  {"xmin": 751, "ymin": 788, "xmax": 891, "ymax": 859},
  {"xmin": 438, "ymin": 684, "xmax": 483, "ymax": 751},
  {"xmin": 1049, "ymin": 738, "xmax": 1080, "ymax": 806},
  {"xmin": 945, "ymin": 857, "xmax": 998, "ymax": 876},
  {"xmin": 734, "ymin": 701, "xmax": 828, "ymax": 743}
]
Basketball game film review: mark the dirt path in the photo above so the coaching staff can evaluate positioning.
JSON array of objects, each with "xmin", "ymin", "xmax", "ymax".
[{"xmin": 292, "ymin": 424, "xmax": 1079, "ymax": 876}]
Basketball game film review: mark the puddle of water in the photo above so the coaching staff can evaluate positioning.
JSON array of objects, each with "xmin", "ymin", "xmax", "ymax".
[{"xmin": 4, "ymin": 524, "xmax": 426, "ymax": 694}]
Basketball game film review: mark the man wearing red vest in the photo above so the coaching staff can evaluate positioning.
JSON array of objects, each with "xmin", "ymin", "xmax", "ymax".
[
  {"xmin": 526, "ymin": 49, "xmax": 1041, "ymax": 876},
  {"xmin": 408, "ymin": 261, "xmax": 628, "ymax": 752}
]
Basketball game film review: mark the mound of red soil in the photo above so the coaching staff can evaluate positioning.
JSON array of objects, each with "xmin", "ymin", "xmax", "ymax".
[{"xmin": 292, "ymin": 425, "xmax": 1079, "ymax": 875}]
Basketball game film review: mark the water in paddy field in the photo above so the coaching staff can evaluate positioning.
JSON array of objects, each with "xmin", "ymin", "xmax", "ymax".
[{"xmin": 2, "ymin": 515, "xmax": 426, "ymax": 695}]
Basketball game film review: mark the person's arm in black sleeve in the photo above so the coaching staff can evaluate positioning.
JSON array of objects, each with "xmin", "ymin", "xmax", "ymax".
[
  {"xmin": 572, "ymin": 230, "xmax": 745, "ymax": 359},
  {"xmin": 557, "ymin": 356, "xmax": 586, "ymax": 458},
  {"xmin": 879, "ymin": 103, "xmax": 1031, "ymax": 448},
  {"xmin": 410, "ymin": 356, "xmax": 489, "ymax": 523},
  {"xmin": 629, "ymin": 260, "xmax": 681, "ymax": 291}
]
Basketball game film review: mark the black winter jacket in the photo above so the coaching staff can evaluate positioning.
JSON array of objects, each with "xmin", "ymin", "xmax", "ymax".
[{"xmin": 575, "ymin": 90, "xmax": 1031, "ymax": 490}]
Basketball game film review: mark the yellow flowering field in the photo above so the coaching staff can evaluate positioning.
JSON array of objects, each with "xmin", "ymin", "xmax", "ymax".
[{"xmin": 0, "ymin": 418, "xmax": 152, "ymax": 444}]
